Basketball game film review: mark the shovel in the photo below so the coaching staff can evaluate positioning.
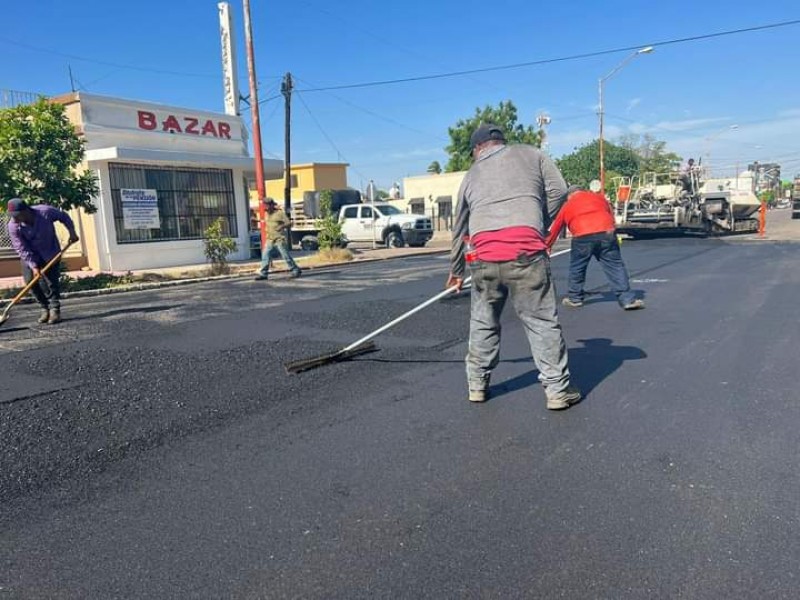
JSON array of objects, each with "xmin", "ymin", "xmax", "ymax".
[{"xmin": 0, "ymin": 243, "xmax": 73, "ymax": 328}]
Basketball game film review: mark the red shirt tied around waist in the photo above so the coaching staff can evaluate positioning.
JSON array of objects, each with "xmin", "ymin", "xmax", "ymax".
[
  {"xmin": 545, "ymin": 190, "xmax": 615, "ymax": 248},
  {"xmin": 471, "ymin": 226, "xmax": 548, "ymax": 262}
]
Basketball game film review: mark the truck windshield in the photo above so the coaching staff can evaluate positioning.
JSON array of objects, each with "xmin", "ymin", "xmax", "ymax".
[{"xmin": 377, "ymin": 205, "xmax": 403, "ymax": 216}]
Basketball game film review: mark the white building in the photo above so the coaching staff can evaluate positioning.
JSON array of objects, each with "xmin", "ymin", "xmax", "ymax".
[{"xmin": 56, "ymin": 92, "xmax": 282, "ymax": 272}]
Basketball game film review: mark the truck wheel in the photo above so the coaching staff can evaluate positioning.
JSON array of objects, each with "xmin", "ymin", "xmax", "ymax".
[{"xmin": 385, "ymin": 231, "xmax": 405, "ymax": 248}]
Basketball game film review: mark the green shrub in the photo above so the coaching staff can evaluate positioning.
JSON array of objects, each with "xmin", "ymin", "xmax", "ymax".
[
  {"xmin": 317, "ymin": 189, "xmax": 346, "ymax": 250},
  {"xmin": 203, "ymin": 217, "xmax": 238, "ymax": 275}
]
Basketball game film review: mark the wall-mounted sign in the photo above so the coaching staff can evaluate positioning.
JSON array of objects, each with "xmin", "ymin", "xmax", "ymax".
[
  {"xmin": 137, "ymin": 111, "xmax": 233, "ymax": 139},
  {"xmin": 121, "ymin": 188, "xmax": 160, "ymax": 229}
]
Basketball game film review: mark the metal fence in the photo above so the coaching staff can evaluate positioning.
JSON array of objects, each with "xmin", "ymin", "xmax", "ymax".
[
  {"xmin": 0, "ymin": 213, "xmax": 15, "ymax": 258},
  {"xmin": 0, "ymin": 89, "xmax": 41, "ymax": 109}
]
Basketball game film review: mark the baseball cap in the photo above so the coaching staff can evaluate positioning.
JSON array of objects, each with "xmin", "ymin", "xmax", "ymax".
[
  {"xmin": 469, "ymin": 123, "xmax": 506, "ymax": 151},
  {"xmin": 6, "ymin": 198, "xmax": 29, "ymax": 215}
]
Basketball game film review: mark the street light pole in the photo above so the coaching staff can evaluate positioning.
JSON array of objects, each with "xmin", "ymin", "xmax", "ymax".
[
  {"xmin": 704, "ymin": 124, "xmax": 739, "ymax": 175},
  {"xmin": 598, "ymin": 46, "xmax": 653, "ymax": 192}
]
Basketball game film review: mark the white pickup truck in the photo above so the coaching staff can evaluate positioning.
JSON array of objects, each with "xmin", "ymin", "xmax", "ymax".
[{"xmin": 339, "ymin": 203, "xmax": 434, "ymax": 248}]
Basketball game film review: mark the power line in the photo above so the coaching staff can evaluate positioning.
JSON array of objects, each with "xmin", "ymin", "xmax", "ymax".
[
  {"xmin": 296, "ymin": 19, "xmax": 800, "ymax": 93},
  {"xmin": 295, "ymin": 91, "xmax": 347, "ymax": 164},
  {"xmin": 293, "ymin": 75, "xmax": 449, "ymax": 142}
]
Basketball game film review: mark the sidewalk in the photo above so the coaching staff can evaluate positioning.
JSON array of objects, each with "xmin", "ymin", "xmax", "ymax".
[{"xmin": 0, "ymin": 231, "xmax": 451, "ymax": 292}]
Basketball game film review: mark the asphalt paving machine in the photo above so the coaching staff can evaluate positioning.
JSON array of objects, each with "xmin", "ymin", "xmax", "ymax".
[{"xmin": 613, "ymin": 167, "xmax": 760, "ymax": 236}]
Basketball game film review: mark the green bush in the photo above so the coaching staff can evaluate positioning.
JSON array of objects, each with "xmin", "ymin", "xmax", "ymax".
[
  {"xmin": 203, "ymin": 217, "xmax": 238, "ymax": 275},
  {"xmin": 317, "ymin": 189, "xmax": 346, "ymax": 250}
]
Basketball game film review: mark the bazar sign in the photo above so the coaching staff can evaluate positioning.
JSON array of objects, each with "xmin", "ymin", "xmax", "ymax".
[{"xmin": 137, "ymin": 110, "xmax": 233, "ymax": 139}]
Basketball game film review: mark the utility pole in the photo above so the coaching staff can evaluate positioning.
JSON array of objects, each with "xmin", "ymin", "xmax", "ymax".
[
  {"xmin": 242, "ymin": 0, "xmax": 267, "ymax": 248},
  {"xmin": 282, "ymin": 72, "xmax": 294, "ymax": 247},
  {"xmin": 68, "ymin": 65, "xmax": 76, "ymax": 93}
]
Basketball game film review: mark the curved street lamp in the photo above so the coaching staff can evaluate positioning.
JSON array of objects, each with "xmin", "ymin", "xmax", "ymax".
[
  {"xmin": 703, "ymin": 124, "xmax": 739, "ymax": 175},
  {"xmin": 598, "ymin": 46, "xmax": 653, "ymax": 192}
]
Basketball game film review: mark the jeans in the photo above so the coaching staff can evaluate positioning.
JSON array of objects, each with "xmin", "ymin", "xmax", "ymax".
[
  {"xmin": 467, "ymin": 253, "xmax": 571, "ymax": 398},
  {"xmin": 22, "ymin": 261, "xmax": 61, "ymax": 310},
  {"xmin": 568, "ymin": 232, "xmax": 635, "ymax": 306},
  {"xmin": 258, "ymin": 239, "xmax": 300, "ymax": 278}
]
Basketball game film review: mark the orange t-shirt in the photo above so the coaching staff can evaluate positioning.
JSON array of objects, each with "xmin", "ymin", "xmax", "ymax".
[{"xmin": 545, "ymin": 191, "xmax": 615, "ymax": 247}]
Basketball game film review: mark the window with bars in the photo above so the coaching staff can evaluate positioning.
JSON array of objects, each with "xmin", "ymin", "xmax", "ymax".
[{"xmin": 108, "ymin": 163, "xmax": 238, "ymax": 243}]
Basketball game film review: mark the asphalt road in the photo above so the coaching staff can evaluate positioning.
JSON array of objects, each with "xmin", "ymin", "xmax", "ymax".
[{"xmin": 1, "ymin": 237, "xmax": 799, "ymax": 599}]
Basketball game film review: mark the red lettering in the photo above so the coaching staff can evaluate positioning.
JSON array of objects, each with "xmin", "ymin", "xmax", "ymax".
[
  {"xmin": 218, "ymin": 122, "xmax": 231, "ymax": 140},
  {"xmin": 161, "ymin": 115, "xmax": 182, "ymax": 133},
  {"xmin": 138, "ymin": 110, "xmax": 157, "ymax": 130},
  {"xmin": 184, "ymin": 117, "xmax": 200, "ymax": 135},
  {"xmin": 201, "ymin": 119, "xmax": 218, "ymax": 137}
]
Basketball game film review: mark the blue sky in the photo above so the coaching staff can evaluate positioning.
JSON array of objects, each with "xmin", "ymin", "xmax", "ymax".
[{"xmin": 4, "ymin": 0, "xmax": 799, "ymax": 190}]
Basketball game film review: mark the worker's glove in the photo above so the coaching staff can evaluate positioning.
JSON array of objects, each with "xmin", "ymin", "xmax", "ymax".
[{"xmin": 445, "ymin": 274, "xmax": 464, "ymax": 292}]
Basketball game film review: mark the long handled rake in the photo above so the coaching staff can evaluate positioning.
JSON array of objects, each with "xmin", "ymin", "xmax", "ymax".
[
  {"xmin": 283, "ymin": 245, "xmax": 571, "ymax": 374},
  {"xmin": 284, "ymin": 276, "xmax": 473, "ymax": 374}
]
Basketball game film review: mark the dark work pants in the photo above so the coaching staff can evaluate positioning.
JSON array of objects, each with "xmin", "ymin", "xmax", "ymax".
[
  {"xmin": 22, "ymin": 261, "xmax": 61, "ymax": 311},
  {"xmin": 568, "ymin": 232, "xmax": 635, "ymax": 306}
]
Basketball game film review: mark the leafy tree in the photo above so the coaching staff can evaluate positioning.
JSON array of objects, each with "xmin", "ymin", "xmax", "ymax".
[
  {"xmin": 317, "ymin": 189, "xmax": 346, "ymax": 249},
  {"xmin": 375, "ymin": 189, "xmax": 390, "ymax": 200},
  {"xmin": 618, "ymin": 133, "xmax": 681, "ymax": 174},
  {"xmin": 0, "ymin": 98, "xmax": 98, "ymax": 212},
  {"xmin": 555, "ymin": 139, "xmax": 639, "ymax": 190},
  {"xmin": 445, "ymin": 100, "xmax": 542, "ymax": 172},
  {"xmin": 427, "ymin": 161, "xmax": 442, "ymax": 174}
]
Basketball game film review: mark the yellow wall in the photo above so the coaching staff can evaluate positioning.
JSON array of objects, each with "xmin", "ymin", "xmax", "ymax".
[{"xmin": 263, "ymin": 163, "xmax": 349, "ymax": 204}]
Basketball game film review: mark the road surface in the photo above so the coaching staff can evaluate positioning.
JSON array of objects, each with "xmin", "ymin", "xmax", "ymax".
[{"xmin": 1, "ymin": 236, "xmax": 799, "ymax": 598}]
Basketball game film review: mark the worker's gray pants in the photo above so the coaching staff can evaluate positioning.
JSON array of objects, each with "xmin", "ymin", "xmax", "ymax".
[{"xmin": 466, "ymin": 253, "xmax": 571, "ymax": 398}]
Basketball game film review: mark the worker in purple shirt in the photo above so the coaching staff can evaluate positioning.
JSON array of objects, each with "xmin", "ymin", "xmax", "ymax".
[{"xmin": 6, "ymin": 198, "xmax": 79, "ymax": 324}]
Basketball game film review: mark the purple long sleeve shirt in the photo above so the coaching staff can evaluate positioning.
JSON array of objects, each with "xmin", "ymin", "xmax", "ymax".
[{"xmin": 7, "ymin": 205, "xmax": 77, "ymax": 269}]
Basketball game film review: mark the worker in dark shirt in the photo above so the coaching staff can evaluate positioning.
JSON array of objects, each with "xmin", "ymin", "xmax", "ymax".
[{"xmin": 6, "ymin": 198, "xmax": 79, "ymax": 324}]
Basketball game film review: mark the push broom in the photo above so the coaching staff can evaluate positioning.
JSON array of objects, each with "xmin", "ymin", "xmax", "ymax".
[{"xmin": 284, "ymin": 247, "xmax": 570, "ymax": 374}]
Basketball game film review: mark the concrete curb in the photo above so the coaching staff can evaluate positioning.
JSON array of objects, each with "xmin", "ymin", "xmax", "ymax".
[{"xmin": 3, "ymin": 247, "xmax": 450, "ymax": 304}]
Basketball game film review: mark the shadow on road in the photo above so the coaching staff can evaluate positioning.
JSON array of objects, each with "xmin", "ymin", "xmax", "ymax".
[
  {"xmin": 491, "ymin": 337, "xmax": 647, "ymax": 400},
  {"xmin": 0, "ymin": 325, "xmax": 29, "ymax": 335},
  {"xmin": 66, "ymin": 304, "xmax": 184, "ymax": 322}
]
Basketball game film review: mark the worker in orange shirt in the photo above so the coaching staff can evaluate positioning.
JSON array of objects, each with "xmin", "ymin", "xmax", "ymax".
[{"xmin": 545, "ymin": 182, "xmax": 644, "ymax": 311}]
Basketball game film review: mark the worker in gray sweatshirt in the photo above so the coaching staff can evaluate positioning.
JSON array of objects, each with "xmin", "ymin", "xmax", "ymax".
[{"xmin": 447, "ymin": 123, "xmax": 581, "ymax": 411}]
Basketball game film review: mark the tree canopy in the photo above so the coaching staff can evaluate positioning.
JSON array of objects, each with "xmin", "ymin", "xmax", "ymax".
[
  {"xmin": 427, "ymin": 161, "xmax": 442, "ymax": 174},
  {"xmin": 555, "ymin": 139, "xmax": 640, "ymax": 191},
  {"xmin": 618, "ymin": 133, "xmax": 682, "ymax": 175},
  {"xmin": 444, "ymin": 101, "xmax": 542, "ymax": 172},
  {"xmin": 0, "ymin": 98, "xmax": 97, "ymax": 213},
  {"xmin": 556, "ymin": 135, "xmax": 682, "ymax": 193}
]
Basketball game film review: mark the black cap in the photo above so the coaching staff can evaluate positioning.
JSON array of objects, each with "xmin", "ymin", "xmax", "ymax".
[
  {"xmin": 469, "ymin": 123, "xmax": 506, "ymax": 151},
  {"xmin": 6, "ymin": 198, "xmax": 29, "ymax": 215}
]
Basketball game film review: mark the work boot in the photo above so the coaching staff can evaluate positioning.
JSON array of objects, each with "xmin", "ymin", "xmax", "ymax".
[
  {"xmin": 254, "ymin": 274, "xmax": 268, "ymax": 281},
  {"xmin": 468, "ymin": 389, "xmax": 488, "ymax": 403},
  {"xmin": 37, "ymin": 309, "xmax": 50, "ymax": 324},
  {"xmin": 622, "ymin": 299, "xmax": 645, "ymax": 311},
  {"xmin": 562, "ymin": 297, "xmax": 584, "ymax": 308},
  {"xmin": 47, "ymin": 309, "xmax": 62, "ymax": 325},
  {"xmin": 546, "ymin": 386, "xmax": 582, "ymax": 411},
  {"xmin": 290, "ymin": 268, "xmax": 302, "ymax": 279}
]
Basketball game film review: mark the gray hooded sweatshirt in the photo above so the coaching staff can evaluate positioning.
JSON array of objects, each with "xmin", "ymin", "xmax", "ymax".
[{"xmin": 450, "ymin": 143, "xmax": 568, "ymax": 276}]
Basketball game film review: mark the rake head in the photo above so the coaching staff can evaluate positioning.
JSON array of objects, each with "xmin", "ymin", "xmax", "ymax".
[{"xmin": 284, "ymin": 341, "xmax": 377, "ymax": 375}]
